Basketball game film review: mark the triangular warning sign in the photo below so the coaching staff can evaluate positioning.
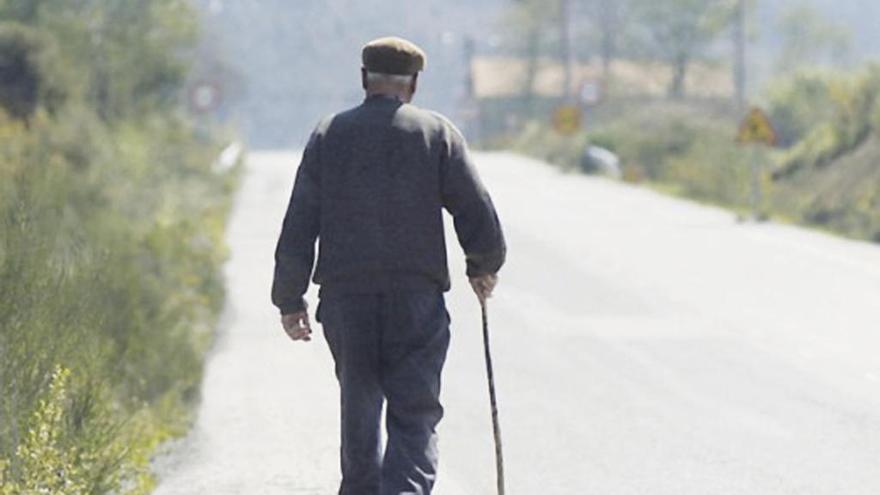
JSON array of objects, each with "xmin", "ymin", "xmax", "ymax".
[
  {"xmin": 553, "ymin": 105, "xmax": 582, "ymax": 135},
  {"xmin": 737, "ymin": 107, "xmax": 777, "ymax": 146}
]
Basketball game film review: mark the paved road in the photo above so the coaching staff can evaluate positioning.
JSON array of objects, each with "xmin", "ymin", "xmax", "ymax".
[{"xmin": 154, "ymin": 151, "xmax": 880, "ymax": 494}]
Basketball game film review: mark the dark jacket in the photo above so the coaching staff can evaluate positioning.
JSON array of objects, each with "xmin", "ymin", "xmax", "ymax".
[{"xmin": 272, "ymin": 95, "xmax": 506, "ymax": 314}]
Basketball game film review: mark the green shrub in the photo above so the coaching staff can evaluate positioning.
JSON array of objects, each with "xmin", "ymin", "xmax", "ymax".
[
  {"xmin": 509, "ymin": 120, "xmax": 591, "ymax": 171},
  {"xmin": 0, "ymin": 105, "xmax": 237, "ymax": 492},
  {"xmin": 0, "ymin": 2, "xmax": 239, "ymax": 491},
  {"xmin": 763, "ymin": 70, "xmax": 837, "ymax": 147},
  {"xmin": 0, "ymin": 366, "xmax": 134, "ymax": 495},
  {"xmin": 773, "ymin": 65, "xmax": 880, "ymax": 179},
  {"xmin": 0, "ymin": 22, "xmax": 67, "ymax": 121},
  {"xmin": 585, "ymin": 102, "xmax": 735, "ymax": 182},
  {"xmin": 505, "ymin": 78, "xmax": 879, "ymax": 242},
  {"xmin": 664, "ymin": 133, "xmax": 754, "ymax": 207}
]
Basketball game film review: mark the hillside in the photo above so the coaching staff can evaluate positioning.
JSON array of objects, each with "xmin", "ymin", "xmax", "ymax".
[
  {"xmin": 774, "ymin": 134, "xmax": 880, "ymax": 242},
  {"xmin": 506, "ymin": 64, "xmax": 880, "ymax": 244}
]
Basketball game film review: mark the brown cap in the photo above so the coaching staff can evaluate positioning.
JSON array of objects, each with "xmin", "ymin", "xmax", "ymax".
[{"xmin": 362, "ymin": 36, "xmax": 426, "ymax": 76}]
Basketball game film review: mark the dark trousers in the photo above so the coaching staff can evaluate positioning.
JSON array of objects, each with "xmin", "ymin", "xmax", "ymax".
[{"xmin": 317, "ymin": 290, "xmax": 451, "ymax": 495}]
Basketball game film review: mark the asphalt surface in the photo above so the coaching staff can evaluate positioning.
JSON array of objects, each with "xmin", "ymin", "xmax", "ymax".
[{"xmin": 154, "ymin": 151, "xmax": 880, "ymax": 494}]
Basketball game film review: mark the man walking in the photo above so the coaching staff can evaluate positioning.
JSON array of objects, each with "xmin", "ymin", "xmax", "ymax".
[{"xmin": 271, "ymin": 36, "xmax": 506, "ymax": 495}]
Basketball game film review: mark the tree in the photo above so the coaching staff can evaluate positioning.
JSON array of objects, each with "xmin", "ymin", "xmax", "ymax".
[
  {"xmin": 581, "ymin": 0, "xmax": 635, "ymax": 79},
  {"xmin": 503, "ymin": 0, "xmax": 561, "ymax": 105},
  {"xmin": 0, "ymin": 24, "xmax": 44, "ymax": 121},
  {"xmin": 1, "ymin": 0, "xmax": 199, "ymax": 121},
  {"xmin": 631, "ymin": 0, "xmax": 732, "ymax": 98}
]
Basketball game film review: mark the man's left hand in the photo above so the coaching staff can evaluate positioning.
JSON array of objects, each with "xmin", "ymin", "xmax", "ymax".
[
  {"xmin": 469, "ymin": 273, "xmax": 498, "ymax": 303},
  {"xmin": 281, "ymin": 311, "xmax": 312, "ymax": 342}
]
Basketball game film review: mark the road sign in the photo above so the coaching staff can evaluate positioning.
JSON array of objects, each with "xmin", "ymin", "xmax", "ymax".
[
  {"xmin": 737, "ymin": 107, "xmax": 777, "ymax": 146},
  {"xmin": 736, "ymin": 107, "xmax": 776, "ymax": 222},
  {"xmin": 190, "ymin": 81, "xmax": 223, "ymax": 113},
  {"xmin": 580, "ymin": 80, "xmax": 602, "ymax": 106},
  {"xmin": 553, "ymin": 105, "xmax": 582, "ymax": 135}
]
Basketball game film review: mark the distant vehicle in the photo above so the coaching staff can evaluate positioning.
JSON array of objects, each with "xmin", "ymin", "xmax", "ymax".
[{"xmin": 580, "ymin": 145, "xmax": 622, "ymax": 179}]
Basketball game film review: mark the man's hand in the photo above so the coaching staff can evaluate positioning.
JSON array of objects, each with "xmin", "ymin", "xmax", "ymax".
[
  {"xmin": 281, "ymin": 310, "xmax": 312, "ymax": 342},
  {"xmin": 469, "ymin": 273, "xmax": 498, "ymax": 303}
]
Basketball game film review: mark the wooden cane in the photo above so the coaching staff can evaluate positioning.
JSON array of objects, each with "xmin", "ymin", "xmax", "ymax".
[{"xmin": 480, "ymin": 299, "xmax": 506, "ymax": 495}]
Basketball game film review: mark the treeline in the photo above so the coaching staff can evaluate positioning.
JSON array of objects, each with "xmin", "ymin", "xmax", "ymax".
[
  {"xmin": 501, "ymin": 0, "xmax": 855, "ymax": 102},
  {"xmin": 0, "ymin": 1, "xmax": 237, "ymax": 493},
  {"xmin": 503, "ymin": 0, "xmax": 741, "ymax": 100}
]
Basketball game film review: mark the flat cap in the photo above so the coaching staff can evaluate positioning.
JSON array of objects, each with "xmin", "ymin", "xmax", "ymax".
[{"xmin": 362, "ymin": 36, "xmax": 426, "ymax": 76}]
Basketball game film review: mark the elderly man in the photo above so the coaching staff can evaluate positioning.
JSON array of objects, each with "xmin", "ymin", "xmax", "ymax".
[{"xmin": 272, "ymin": 36, "xmax": 506, "ymax": 495}]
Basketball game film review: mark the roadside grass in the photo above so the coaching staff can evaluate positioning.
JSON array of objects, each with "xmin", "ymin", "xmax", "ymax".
[
  {"xmin": 0, "ymin": 108, "xmax": 240, "ymax": 493},
  {"xmin": 0, "ymin": 3, "xmax": 246, "ymax": 491},
  {"xmin": 503, "ymin": 65, "xmax": 880, "ymax": 243}
]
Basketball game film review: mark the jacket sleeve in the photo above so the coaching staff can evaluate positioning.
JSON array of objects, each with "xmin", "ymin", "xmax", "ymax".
[
  {"xmin": 272, "ymin": 133, "xmax": 322, "ymax": 314},
  {"xmin": 440, "ymin": 126, "xmax": 507, "ymax": 277}
]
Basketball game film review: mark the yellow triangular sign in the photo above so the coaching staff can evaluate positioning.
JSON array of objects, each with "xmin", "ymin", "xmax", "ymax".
[
  {"xmin": 737, "ymin": 107, "xmax": 777, "ymax": 146},
  {"xmin": 553, "ymin": 105, "xmax": 582, "ymax": 135}
]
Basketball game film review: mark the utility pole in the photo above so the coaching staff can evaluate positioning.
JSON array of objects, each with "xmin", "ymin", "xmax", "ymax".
[
  {"xmin": 733, "ymin": 0, "xmax": 747, "ymax": 116},
  {"xmin": 464, "ymin": 36, "xmax": 476, "ymax": 102},
  {"xmin": 599, "ymin": 0, "xmax": 615, "ymax": 81},
  {"xmin": 560, "ymin": 0, "xmax": 575, "ymax": 101},
  {"xmin": 461, "ymin": 35, "xmax": 482, "ymax": 144}
]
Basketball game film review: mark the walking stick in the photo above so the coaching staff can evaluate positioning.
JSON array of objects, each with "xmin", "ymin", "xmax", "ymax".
[{"xmin": 480, "ymin": 299, "xmax": 506, "ymax": 495}]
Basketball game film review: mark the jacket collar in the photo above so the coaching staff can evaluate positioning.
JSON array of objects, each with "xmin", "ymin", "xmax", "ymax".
[{"xmin": 365, "ymin": 93, "xmax": 404, "ymax": 104}]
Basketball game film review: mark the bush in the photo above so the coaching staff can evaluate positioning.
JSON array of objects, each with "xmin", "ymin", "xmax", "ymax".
[
  {"xmin": 773, "ymin": 65, "xmax": 880, "ymax": 180},
  {"xmin": 505, "ymin": 79, "xmax": 879, "ymax": 242},
  {"xmin": 0, "ymin": 106, "xmax": 237, "ymax": 492},
  {"xmin": 763, "ymin": 70, "xmax": 837, "ymax": 147},
  {"xmin": 664, "ymin": 132, "xmax": 754, "ymax": 207},
  {"xmin": 0, "ymin": 22, "xmax": 64, "ymax": 120},
  {"xmin": 586, "ymin": 102, "xmax": 736, "ymax": 183},
  {"xmin": 0, "ymin": 366, "xmax": 132, "ymax": 495},
  {"xmin": 509, "ymin": 120, "xmax": 591, "ymax": 171},
  {"xmin": 0, "ymin": 2, "xmax": 239, "ymax": 492},
  {"xmin": 591, "ymin": 120, "xmax": 695, "ymax": 182}
]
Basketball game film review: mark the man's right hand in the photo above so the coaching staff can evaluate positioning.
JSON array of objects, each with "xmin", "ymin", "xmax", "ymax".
[
  {"xmin": 281, "ymin": 310, "xmax": 312, "ymax": 342},
  {"xmin": 469, "ymin": 274, "xmax": 498, "ymax": 303}
]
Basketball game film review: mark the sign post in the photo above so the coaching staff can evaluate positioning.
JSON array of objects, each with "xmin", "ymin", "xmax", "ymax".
[{"xmin": 736, "ymin": 107, "xmax": 777, "ymax": 221}]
